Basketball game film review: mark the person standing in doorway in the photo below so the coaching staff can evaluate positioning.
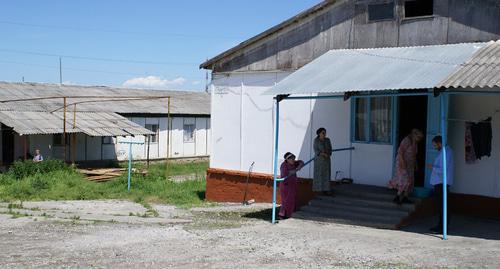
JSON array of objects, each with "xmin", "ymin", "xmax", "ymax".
[
  {"xmin": 32, "ymin": 149, "xmax": 44, "ymax": 162},
  {"xmin": 428, "ymin": 136, "xmax": 453, "ymax": 233},
  {"xmin": 388, "ymin": 129, "xmax": 424, "ymax": 204},
  {"xmin": 279, "ymin": 152, "xmax": 304, "ymax": 220},
  {"xmin": 313, "ymin": 127, "xmax": 333, "ymax": 195}
]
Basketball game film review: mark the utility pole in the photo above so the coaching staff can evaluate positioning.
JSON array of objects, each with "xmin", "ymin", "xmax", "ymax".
[{"xmin": 59, "ymin": 57, "xmax": 63, "ymax": 85}]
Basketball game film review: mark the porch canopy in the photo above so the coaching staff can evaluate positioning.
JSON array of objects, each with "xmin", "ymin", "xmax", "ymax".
[
  {"xmin": 264, "ymin": 42, "xmax": 487, "ymax": 96},
  {"xmin": 0, "ymin": 110, "xmax": 153, "ymax": 137},
  {"xmin": 263, "ymin": 40, "xmax": 500, "ymax": 240}
]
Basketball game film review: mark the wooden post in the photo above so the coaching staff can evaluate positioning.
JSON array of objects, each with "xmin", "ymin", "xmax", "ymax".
[
  {"xmin": 23, "ymin": 135, "xmax": 27, "ymax": 161},
  {"xmin": 63, "ymin": 97, "xmax": 67, "ymax": 163},
  {"xmin": 71, "ymin": 104, "xmax": 76, "ymax": 165},
  {"xmin": 165, "ymin": 97, "xmax": 171, "ymax": 180}
]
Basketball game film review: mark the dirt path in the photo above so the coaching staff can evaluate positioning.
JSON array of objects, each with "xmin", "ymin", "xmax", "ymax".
[{"xmin": 1, "ymin": 201, "xmax": 499, "ymax": 268}]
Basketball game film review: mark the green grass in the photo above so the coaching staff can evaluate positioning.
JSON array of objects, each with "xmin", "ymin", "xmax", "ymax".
[{"xmin": 0, "ymin": 160, "xmax": 209, "ymax": 208}]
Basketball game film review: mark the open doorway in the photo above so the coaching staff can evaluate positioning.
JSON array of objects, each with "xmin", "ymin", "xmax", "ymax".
[
  {"xmin": 1, "ymin": 125, "xmax": 15, "ymax": 165},
  {"xmin": 397, "ymin": 96, "xmax": 428, "ymax": 187}
]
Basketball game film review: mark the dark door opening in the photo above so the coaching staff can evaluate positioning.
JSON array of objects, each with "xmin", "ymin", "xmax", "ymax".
[
  {"xmin": 397, "ymin": 96, "xmax": 428, "ymax": 187},
  {"xmin": 1, "ymin": 125, "xmax": 15, "ymax": 165}
]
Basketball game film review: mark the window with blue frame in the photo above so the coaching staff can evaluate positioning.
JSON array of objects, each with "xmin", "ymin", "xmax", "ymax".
[{"xmin": 352, "ymin": 96, "xmax": 393, "ymax": 144}]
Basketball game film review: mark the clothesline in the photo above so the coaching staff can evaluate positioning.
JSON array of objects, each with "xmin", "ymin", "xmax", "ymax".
[{"xmin": 447, "ymin": 110, "xmax": 499, "ymax": 123}]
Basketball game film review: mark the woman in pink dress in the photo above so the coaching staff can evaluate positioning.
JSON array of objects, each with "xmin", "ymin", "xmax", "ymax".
[
  {"xmin": 388, "ymin": 129, "xmax": 424, "ymax": 205},
  {"xmin": 279, "ymin": 152, "xmax": 304, "ymax": 220}
]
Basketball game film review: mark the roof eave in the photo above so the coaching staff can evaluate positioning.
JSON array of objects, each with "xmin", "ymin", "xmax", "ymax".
[{"xmin": 199, "ymin": 0, "xmax": 337, "ymax": 70}]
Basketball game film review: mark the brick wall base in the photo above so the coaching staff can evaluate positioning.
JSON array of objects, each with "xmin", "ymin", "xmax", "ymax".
[{"xmin": 205, "ymin": 168, "xmax": 315, "ymax": 208}]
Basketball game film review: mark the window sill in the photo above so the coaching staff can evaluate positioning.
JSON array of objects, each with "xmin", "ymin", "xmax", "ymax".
[
  {"xmin": 367, "ymin": 18, "xmax": 395, "ymax": 24},
  {"xmin": 402, "ymin": 15, "xmax": 435, "ymax": 23}
]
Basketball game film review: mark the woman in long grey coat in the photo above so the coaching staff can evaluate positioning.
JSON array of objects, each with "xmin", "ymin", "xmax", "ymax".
[{"xmin": 313, "ymin": 127, "xmax": 332, "ymax": 195}]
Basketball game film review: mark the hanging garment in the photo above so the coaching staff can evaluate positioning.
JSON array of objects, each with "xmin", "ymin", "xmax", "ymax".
[
  {"xmin": 470, "ymin": 117, "xmax": 492, "ymax": 160},
  {"xmin": 465, "ymin": 122, "xmax": 477, "ymax": 164}
]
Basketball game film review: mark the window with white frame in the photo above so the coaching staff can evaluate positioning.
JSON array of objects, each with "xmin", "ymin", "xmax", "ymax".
[
  {"xmin": 145, "ymin": 124, "xmax": 159, "ymax": 143},
  {"xmin": 183, "ymin": 118, "xmax": 195, "ymax": 143},
  {"xmin": 352, "ymin": 97, "xmax": 393, "ymax": 144}
]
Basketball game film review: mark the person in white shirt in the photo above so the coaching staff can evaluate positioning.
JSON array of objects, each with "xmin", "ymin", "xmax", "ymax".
[
  {"xmin": 427, "ymin": 136, "xmax": 453, "ymax": 233},
  {"xmin": 32, "ymin": 149, "xmax": 44, "ymax": 162}
]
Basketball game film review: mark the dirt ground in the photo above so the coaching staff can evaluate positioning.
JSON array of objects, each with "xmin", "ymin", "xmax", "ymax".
[{"xmin": 1, "ymin": 201, "xmax": 500, "ymax": 269}]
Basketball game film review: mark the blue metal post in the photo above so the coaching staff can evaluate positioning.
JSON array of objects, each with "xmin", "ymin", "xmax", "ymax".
[
  {"xmin": 272, "ymin": 97, "xmax": 280, "ymax": 224},
  {"xmin": 440, "ymin": 93, "xmax": 448, "ymax": 240},
  {"xmin": 128, "ymin": 143, "xmax": 132, "ymax": 192}
]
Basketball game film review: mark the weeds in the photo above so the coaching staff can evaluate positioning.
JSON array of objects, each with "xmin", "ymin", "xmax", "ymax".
[{"xmin": 0, "ymin": 160, "xmax": 209, "ymax": 208}]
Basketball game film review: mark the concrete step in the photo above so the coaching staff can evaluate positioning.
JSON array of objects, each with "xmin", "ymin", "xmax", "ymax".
[
  {"xmin": 308, "ymin": 198, "xmax": 410, "ymax": 219},
  {"xmin": 300, "ymin": 205, "xmax": 402, "ymax": 227},
  {"xmin": 314, "ymin": 195, "xmax": 416, "ymax": 213},
  {"xmin": 293, "ymin": 210, "xmax": 396, "ymax": 229},
  {"xmin": 332, "ymin": 185, "xmax": 397, "ymax": 201}
]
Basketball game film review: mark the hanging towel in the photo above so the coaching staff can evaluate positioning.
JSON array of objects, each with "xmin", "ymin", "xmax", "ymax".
[
  {"xmin": 465, "ymin": 122, "xmax": 477, "ymax": 164},
  {"xmin": 470, "ymin": 117, "xmax": 492, "ymax": 160}
]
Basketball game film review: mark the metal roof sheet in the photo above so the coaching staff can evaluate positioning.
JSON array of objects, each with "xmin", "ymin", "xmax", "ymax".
[
  {"xmin": 0, "ymin": 110, "xmax": 153, "ymax": 136},
  {"xmin": 437, "ymin": 40, "xmax": 500, "ymax": 89},
  {"xmin": 264, "ymin": 42, "xmax": 488, "ymax": 96},
  {"xmin": 0, "ymin": 82, "xmax": 210, "ymax": 115}
]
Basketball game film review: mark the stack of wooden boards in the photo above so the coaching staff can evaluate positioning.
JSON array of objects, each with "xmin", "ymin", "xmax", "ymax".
[
  {"xmin": 78, "ymin": 168, "xmax": 126, "ymax": 182},
  {"xmin": 78, "ymin": 168, "xmax": 149, "ymax": 183}
]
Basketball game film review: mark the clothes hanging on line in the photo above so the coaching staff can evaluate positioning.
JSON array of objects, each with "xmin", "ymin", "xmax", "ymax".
[
  {"xmin": 465, "ymin": 117, "xmax": 492, "ymax": 163},
  {"xmin": 465, "ymin": 122, "xmax": 477, "ymax": 164}
]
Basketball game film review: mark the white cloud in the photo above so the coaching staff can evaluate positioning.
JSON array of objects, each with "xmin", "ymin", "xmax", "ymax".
[
  {"xmin": 192, "ymin": 80, "xmax": 201, "ymax": 85},
  {"xmin": 122, "ymin": 76, "xmax": 186, "ymax": 89}
]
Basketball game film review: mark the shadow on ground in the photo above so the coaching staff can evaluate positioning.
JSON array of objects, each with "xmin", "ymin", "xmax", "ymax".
[
  {"xmin": 402, "ymin": 215, "xmax": 500, "ymax": 240},
  {"xmin": 242, "ymin": 208, "xmax": 276, "ymax": 222}
]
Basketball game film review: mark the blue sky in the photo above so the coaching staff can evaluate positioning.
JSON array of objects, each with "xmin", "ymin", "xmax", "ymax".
[{"xmin": 0, "ymin": 0, "xmax": 321, "ymax": 91}]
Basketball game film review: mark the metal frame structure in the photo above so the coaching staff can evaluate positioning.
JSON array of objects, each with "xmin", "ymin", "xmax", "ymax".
[
  {"xmin": 270, "ymin": 89, "xmax": 497, "ymax": 240},
  {"xmin": 0, "ymin": 95, "xmax": 173, "ymax": 180}
]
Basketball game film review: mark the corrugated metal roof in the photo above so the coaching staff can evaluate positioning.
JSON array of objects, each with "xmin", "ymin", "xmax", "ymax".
[
  {"xmin": 0, "ymin": 110, "xmax": 153, "ymax": 136},
  {"xmin": 0, "ymin": 82, "xmax": 210, "ymax": 115},
  {"xmin": 437, "ymin": 40, "xmax": 500, "ymax": 89},
  {"xmin": 0, "ymin": 111, "xmax": 79, "ymax": 135},
  {"xmin": 264, "ymin": 42, "xmax": 488, "ymax": 96}
]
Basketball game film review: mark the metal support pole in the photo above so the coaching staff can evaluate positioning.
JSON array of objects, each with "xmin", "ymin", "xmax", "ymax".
[
  {"xmin": 71, "ymin": 104, "xmax": 77, "ymax": 165},
  {"xmin": 128, "ymin": 143, "xmax": 132, "ymax": 192},
  {"xmin": 63, "ymin": 97, "xmax": 67, "ymax": 163},
  {"xmin": 146, "ymin": 135, "xmax": 151, "ymax": 168},
  {"xmin": 165, "ymin": 97, "xmax": 171, "ymax": 180},
  {"xmin": 271, "ymin": 98, "xmax": 280, "ymax": 224},
  {"xmin": 440, "ymin": 93, "xmax": 448, "ymax": 240}
]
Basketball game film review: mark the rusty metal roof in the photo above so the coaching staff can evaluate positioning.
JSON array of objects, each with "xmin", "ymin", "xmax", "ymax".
[
  {"xmin": 437, "ymin": 40, "xmax": 500, "ymax": 89},
  {"xmin": 0, "ymin": 110, "xmax": 153, "ymax": 136}
]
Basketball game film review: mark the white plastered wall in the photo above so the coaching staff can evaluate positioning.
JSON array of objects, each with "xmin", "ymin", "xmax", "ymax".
[
  {"xmin": 211, "ymin": 71, "xmax": 393, "ymax": 184},
  {"xmin": 448, "ymin": 92, "xmax": 500, "ymax": 198}
]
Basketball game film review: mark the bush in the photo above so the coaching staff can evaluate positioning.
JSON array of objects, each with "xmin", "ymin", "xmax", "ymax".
[{"xmin": 8, "ymin": 160, "xmax": 71, "ymax": 180}]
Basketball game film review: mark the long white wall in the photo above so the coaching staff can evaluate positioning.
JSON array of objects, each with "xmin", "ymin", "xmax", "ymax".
[
  {"xmin": 211, "ymin": 72, "xmax": 394, "ymax": 185},
  {"xmin": 449, "ymin": 93, "xmax": 500, "ymax": 198}
]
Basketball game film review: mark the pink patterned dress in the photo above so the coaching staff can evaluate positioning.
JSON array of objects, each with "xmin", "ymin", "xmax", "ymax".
[
  {"xmin": 388, "ymin": 136, "xmax": 417, "ymax": 194},
  {"xmin": 279, "ymin": 160, "xmax": 304, "ymax": 218}
]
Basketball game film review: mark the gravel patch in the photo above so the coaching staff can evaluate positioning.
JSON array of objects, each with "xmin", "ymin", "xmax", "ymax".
[{"xmin": 1, "ymin": 200, "xmax": 499, "ymax": 268}]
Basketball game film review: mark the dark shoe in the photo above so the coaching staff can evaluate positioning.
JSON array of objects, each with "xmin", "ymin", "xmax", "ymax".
[
  {"xmin": 393, "ymin": 195, "xmax": 402, "ymax": 205},
  {"xmin": 278, "ymin": 215, "xmax": 289, "ymax": 220},
  {"xmin": 401, "ymin": 197, "xmax": 413, "ymax": 204}
]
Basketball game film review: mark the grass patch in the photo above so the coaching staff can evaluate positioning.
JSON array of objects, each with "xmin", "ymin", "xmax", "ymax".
[{"xmin": 0, "ymin": 160, "xmax": 209, "ymax": 208}]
